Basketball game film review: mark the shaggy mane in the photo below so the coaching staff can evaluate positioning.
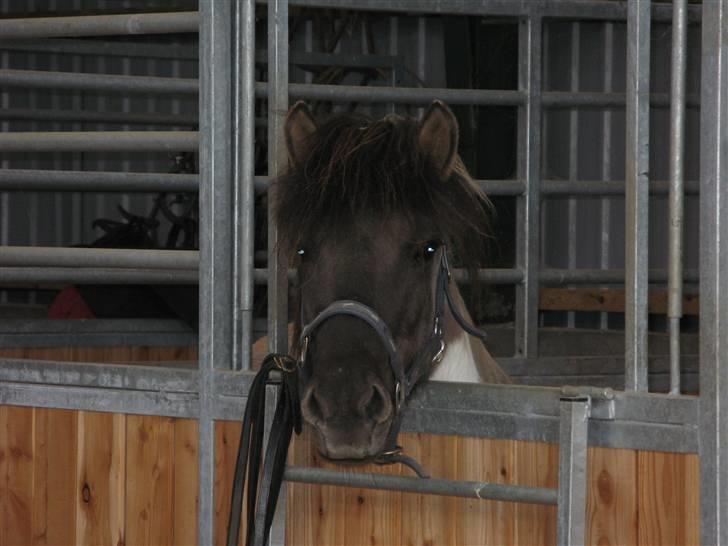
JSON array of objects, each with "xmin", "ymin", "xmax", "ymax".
[{"xmin": 273, "ymin": 112, "xmax": 491, "ymax": 271}]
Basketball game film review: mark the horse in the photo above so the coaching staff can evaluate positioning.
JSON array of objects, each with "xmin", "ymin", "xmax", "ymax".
[{"xmin": 273, "ymin": 100, "xmax": 510, "ymax": 463}]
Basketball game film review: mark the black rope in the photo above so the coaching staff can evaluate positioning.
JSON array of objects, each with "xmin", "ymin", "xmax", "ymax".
[{"xmin": 227, "ymin": 355, "xmax": 302, "ymax": 546}]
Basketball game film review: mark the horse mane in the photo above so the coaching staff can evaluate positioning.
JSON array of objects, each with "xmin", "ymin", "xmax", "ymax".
[{"xmin": 273, "ymin": 111, "xmax": 492, "ymax": 271}]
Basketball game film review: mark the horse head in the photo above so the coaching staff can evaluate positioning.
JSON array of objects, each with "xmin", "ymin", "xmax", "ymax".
[{"xmin": 274, "ymin": 100, "xmax": 506, "ymax": 461}]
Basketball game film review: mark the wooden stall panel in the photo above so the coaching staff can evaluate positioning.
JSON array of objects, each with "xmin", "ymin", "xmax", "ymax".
[
  {"xmin": 586, "ymin": 447, "xmax": 637, "ymax": 546},
  {"xmin": 76, "ymin": 411, "xmax": 126, "ymax": 546},
  {"xmin": 4, "ymin": 406, "xmax": 33, "ymax": 545},
  {"xmin": 514, "ymin": 440, "xmax": 559, "ymax": 545},
  {"xmin": 214, "ymin": 420, "xmax": 243, "ymax": 546},
  {"xmin": 173, "ymin": 419, "xmax": 199, "ymax": 546},
  {"xmin": 637, "ymin": 451, "xmax": 699, "ymax": 546}
]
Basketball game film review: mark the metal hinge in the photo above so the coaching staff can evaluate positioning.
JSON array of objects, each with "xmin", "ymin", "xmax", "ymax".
[{"xmin": 560, "ymin": 385, "xmax": 615, "ymax": 420}]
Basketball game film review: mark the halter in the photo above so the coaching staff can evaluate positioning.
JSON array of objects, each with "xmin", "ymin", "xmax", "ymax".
[{"xmin": 296, "ymin": 248, "xmax": 486, "ymax": 477}]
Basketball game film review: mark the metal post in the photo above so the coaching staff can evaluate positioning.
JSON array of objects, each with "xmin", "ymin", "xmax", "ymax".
[
  {"xmin": 699, "ymin": 0, "xmax": 728, "ymax": 543},
  {"xmin": 515, "ymin": 14, "xmax": 543, "ymax": 358},
  {"xmin": 567, "ymin": 23, "xmax": 580, "ymax": 330},
  {"xmin": 600, "ymin": 22, "xmax": 614, "ymax": 331},
  {"xmin": 199, "ymin": 1, "xmax": 234, "ymax": 544},
  {"xmin": 624, "ymin": 0, "xmax": 651, "ymax": 391},
  {"xmin": 668, "ymin": 0, "xmax": 688, "ymax": 395},
  {"xmin": 267, "ymin": 0, "xmax": 289, "ymax": 356},
  {"xmin": 267, "ymin": 1, "xmax": 289, "ymax": 544},
  {"xmin": 556, "ymin": 397, "xmax": 590, "ymax": 546},
  {"xmin": 233, "ymin": 0, "xmax": 256, "ymax": 371}
]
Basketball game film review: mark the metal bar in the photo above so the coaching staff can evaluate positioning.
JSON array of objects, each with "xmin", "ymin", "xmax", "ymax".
[
  {"xmin": 275, "ymin": 0, "xmax": 700, "ymax": 22},
  {"xmin": 284, "ymin": 466, "xmax": 557, "ymax": 505},
  {"xmin": 232, "ymin": 0, "xmax": 256, "ymax": 372},
  {"xmin": 0, "ymin": 68, "xmax": 198, "ymax": 94},
  {"xmin": 198, "ymin": 1, "xmax": 234, "ymax": 544},
  {"xmin": 567, "ymin": 23, "xmax": 581, "ymax": 330},
  {"xmin": 515, "ymin": 15, "xmax": 543, "ymax": 358},
  {"xmin": 668, "ymin": 0, "xmax": 688, "ymax": 396},
  {"xmin": 0, "ymin": 169, "xmax": 197, "ymax": 192},
  {"xmin": 0, "ymin": 131, "xmax": 197, "ymax": 152},
  {"xmin": 624, "ymin": 0, "xmax": 651, "ymax": 392},
  {"xmin": 0, "ymin": 11, "xmax": 199, "ymax": 39},
  {"xmin": 267, "ymin": 0, "xmax": 289, "ymax": 355},
  {"xmin": 267, "ymin": 2, "xmax": 289, "ymax": 542},
  {"xmin": 556, "ymin": 398, "xmax": 590, "ymax": 546},
  {"xmin": 0, "ymin": 381, "xmax": 199, "ymax": 417},
  {"xmin": 0, "ymin": 318, "xmax": 196, "ymax": 347},
  {"xmin": 280, "ymin": 82, "xmax": 524, "ymax": 106},
  {"xmin": 539, "ymin": 268, "xmax": 699, "ymax": 285},
  {"xmin": 699, "ymin": 0, "xmax": 728, "ymax": 543},
  {"xmin": 543, "ymin": 179, "xmax": 699, "ymax": 195},
  {"xmin": 0, "ymin": 107, "xmax": 197, "ymax": 126},
  {"xmin": 542, "ymin": 90, "xmax": 700, "ymax": 109},
  {"xmin": 0, "ymin": 358, "xmax": 198, "ymax": 392},
  {"xmin": 0, "ymin": 38, "xmax": 198, "ymax": 60},
  {"xmin": 0, "ymin": 246, "xmax": 196, "ymax": 269},
  {"xmin": 0, "ymin": 267, "xmax": 197, "ymax": 284},
  {"xmin": 600, "ymin": 21, "xmax": 615, "ymax": 331}
]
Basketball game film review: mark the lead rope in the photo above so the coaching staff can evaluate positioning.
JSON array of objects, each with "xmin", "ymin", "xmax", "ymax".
[{"xmin": 226, "ymin": 354, "xmax": 302, "ymax": 546}]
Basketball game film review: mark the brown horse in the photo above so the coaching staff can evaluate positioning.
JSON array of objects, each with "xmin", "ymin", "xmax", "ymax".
[{"xmin": 273, "ymin": 100, "xmax": 509, "ymax": 462}]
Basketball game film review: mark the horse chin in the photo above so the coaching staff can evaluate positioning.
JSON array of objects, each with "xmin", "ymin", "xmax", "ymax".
[{"xmin": 309, "ymin": 419, "xmax": 392, "ymax": 461}]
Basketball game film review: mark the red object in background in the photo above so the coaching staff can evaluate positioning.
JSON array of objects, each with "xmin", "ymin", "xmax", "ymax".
[{"xmin": 48, "ymin": 286, "xmax": 96, "ymax": 319}]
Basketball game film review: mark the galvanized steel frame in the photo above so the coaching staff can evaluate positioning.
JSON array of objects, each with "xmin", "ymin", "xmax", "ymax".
[{"xmin": 0, "ymin": 0, "xmax": 721, "ymax": 543}]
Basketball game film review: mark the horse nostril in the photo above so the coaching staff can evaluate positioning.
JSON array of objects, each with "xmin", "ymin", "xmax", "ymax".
[
  {"xmin": 302, "ymin": 388, "xmax": 325, "ymax": 423},
  {"xmin": 362, "ymin": 383, "xmax": 392, "ymax": 424}
]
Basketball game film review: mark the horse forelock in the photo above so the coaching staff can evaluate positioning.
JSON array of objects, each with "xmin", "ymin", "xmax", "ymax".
[{"xmin": 273, "ymin": 112, "xmax": 492, "ymax": 273}]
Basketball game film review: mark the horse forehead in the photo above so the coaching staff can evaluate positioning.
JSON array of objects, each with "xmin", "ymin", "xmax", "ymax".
[{"xmin": 328, "ymin": 217, "xmax": 412, "ymax": 264}]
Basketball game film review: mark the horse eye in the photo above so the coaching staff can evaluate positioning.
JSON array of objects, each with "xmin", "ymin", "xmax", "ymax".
[
  {"xmin": 297, "ymin": 248, "xmax": 306, "ymax": 257},
  {"xmin": 423, "ymin": 241, "xmax": 440, "ymax": 259}
]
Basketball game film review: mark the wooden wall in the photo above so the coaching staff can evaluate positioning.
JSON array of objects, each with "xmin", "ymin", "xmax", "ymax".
[
  {"xmin": 0, "ymin": 346, "xmax": 699, "ymax": 545},
  {"xmin": 0, "ymin": 406, "xmax": 699, "ymax": 546}
]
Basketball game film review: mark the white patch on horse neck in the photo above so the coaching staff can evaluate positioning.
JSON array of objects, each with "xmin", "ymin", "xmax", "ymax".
[{"xmin": 429, "ymin": 332, "xmax": 481, "ymax": 383}]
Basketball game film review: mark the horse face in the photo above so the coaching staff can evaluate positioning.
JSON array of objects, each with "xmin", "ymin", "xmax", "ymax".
[
  {"xmin": 295, "ymin": 215, "xmax": 443, "ymax": 459},
  {"xmin": 279, "ymin": 101, "xmax": 465, "ymax": 460}
]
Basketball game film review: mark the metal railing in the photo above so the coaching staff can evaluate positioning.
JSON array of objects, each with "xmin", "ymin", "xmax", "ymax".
[{"xmin": 0, "ymin": 1, "xmax": 724, "ymax": 545}]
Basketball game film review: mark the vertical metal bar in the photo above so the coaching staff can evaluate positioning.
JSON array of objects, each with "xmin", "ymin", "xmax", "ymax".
[
  {"xmin": 267, "ymin": 0, "xmax": 289, "ymax": 356},
  {"xmin": 668, "ymin": 0, "xmax": 688, "ymax": 395},
  {"xmin": 556, "ymin": 398, "xmax": 590, "ymax": 546},
  {"xmin": 267, "ymin": 1, "xmax": 289, "ymax": 543},
  {"xmin": 699, "ymin": 0, "xmax": 728, "ymax": 543},
  {"xmin": 567, "ymin": 23, "xmax": 580, "ymax": 330},
  {"xmin": 0, "ymin": 40, "xmax": 8, "ymax": 304},
  {"xmin": 600, "ymin": 22, "xmax": 614, "ymax": 331},
  {"xmin": 233, "ymin": 0, "xmax": 256, "ymax": 371},
  {"xmin": 624, "ymin": 0, "xmax": 651, "ymax": 391},
  {"xmin": 199, "ymin": 1, "xmax": 234, "ymax": 544},
  {"xmin": 515, "ymin": 14, "xmax": 543, "ymax": 358}
]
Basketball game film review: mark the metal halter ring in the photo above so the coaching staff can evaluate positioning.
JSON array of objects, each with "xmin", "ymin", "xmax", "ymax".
[
  {"xmin": 432, "ymin": 339, "xmax": 446, "ymax": 365},
  {"xmin": 395, "ymin": 381, "xmax": 406, "ymax": 410},
  {"xmin": 297, "ymin": 336, "xmax": 310, "ymax": 368},
  {"xmin": 273, "ymin": 355, "xmax": 297, "ymax": 373}
]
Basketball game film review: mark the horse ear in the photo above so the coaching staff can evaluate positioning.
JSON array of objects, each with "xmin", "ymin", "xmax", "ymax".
[
  {"xmin": 285, "ymin": 101, "xmax": 318, "ymax": 165},
  {"xmin": 418, "ymin": 100, "xmax": 459, "ymax": 177}
]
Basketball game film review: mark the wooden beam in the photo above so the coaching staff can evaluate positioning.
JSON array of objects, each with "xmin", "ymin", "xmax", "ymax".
[{"xmin": 539, "ymin": 288, "xmax": 699, "ymax": 316}]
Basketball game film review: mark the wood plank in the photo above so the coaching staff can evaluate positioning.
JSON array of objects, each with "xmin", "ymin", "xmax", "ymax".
[
  {"xmin": 514, "ymin": 440, "xmax": 558, "ymax": 546},
  {"xmin": 456, "ymin": 437, "xmax": 516, "ymax": 546},
  {"xmin": 586, "ymin": 447, "xmax": 637, "ymax": 546},
  {"xmin": 76, "ymin": 411, "xmax": 126, "ymax": 546},
  {"xmin": 637, "ymin": 451, "xmax": 699, "ymax": 546},
  {"xmin": 0, "ymin": 405, "xmax": 6, "ymax": 546},
  {"xmin": 342, "ymin": 460, "xmax": 401, "ymax": 546},
  {"xmin": 539, "ymin": 288, "xmax": 699, "ymax": 315},
  {"xmin": 173, "ymin": 419, "xmax": 198, "ymax": 546},
  {"xmin": 6, "ymin": 406, "xmax": 34, "ymax": 545},
  {"xmin": 214, "ymin": 420, "xmax": 243, "ymax": 546},
  {"xmin": 399, "ymin": 432, "xmax": 456, "ymax": 546},
  {"xmin": 31, "ymin": 408, "xmax": 78, "ymax": 546},
  {"xmin": 126, "ymin": 415, "xmax": 175, "ymax": 546},
  {"xmin": 286, "ymin": 427, "xmax": 314, "ymax": 546}
]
